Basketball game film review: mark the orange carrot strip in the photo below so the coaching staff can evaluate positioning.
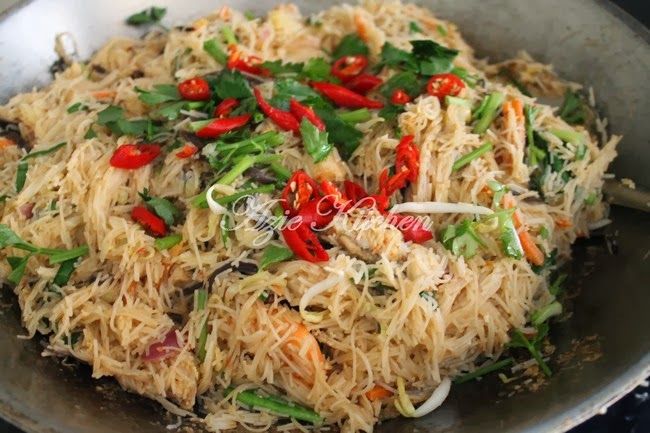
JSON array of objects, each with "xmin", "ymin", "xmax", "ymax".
[
  {"xmin": 284, "ymin": 323, "xmax": 325, "ymax": 365},
  {"xmin": 554, "ymin": 217, "xmax": 573, "ymax": 228},
  {"xmin": 365, "ymin": 385, "xmax": 393, "ymax": 401},
  {"xmin": 502, "ymin": 193, "xmax": 544, "ymax": 265},
  {"xmin": 354, "ymin": 14, "xmax": 369, "ymax": 42},
  {"xmin": 92, "ymin": 90, "xmax": 116, "ymax": 101},
  {"xmin": 0, "ymin": 137, "xmax": 15, "ymax": 149}
]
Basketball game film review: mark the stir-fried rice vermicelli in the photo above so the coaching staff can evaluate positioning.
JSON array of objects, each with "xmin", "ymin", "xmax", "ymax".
[{"xmin": 0, "ymin": 1, "xmax": 619, "ymax": 432}]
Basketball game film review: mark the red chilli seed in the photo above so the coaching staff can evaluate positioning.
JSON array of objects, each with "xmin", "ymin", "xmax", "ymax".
[
  {"xmin": 178, "ymin": 77, "xmax": 211, "ymax": 101},
  {"xmin": 426, "ymin": 73, "xmax": 465, "ymax": 99}
]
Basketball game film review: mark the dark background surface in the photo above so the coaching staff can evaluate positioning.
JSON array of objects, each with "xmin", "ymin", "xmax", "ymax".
[{"xmin": 0, "ymin": 1, "xmax": 649, "ymax": 432}]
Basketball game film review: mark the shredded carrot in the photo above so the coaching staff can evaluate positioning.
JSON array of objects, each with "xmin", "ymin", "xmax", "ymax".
[
  {"xmin": 554, "ymin": 217, "xmax": 573, "ymax": 228},
  {"xmin": 354, "ymin": 14, "xmax": 369, "ymax": 42},
  {"xmin": 502, "ymin": 193, "xmax": 544, "ymax": 265},
  {"xmin": 284, "ymin": 323, "xmax": 325, "ymax": 364},
  {"xmin": 0, "ymin": 137, "xmax": 15, "ymax": 149},
  {"xmin": 365, "ymin": 385, "xmax": 393, "ymax": 401},
  {"xmin": 502, "ymin": 98, "xmax": 525, "ymax": 145},
  {"xmin": 518, "ymin": 230, "xmax": 545, "ymax": 266},
  {"xmin": 92, "ymin": 90, "xmax": 116, "ymax": 101}
]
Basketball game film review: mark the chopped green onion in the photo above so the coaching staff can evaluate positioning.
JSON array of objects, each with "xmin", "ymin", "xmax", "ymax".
[
  {"xmin": 548, "ymin": 273, "xmax": 567, "ymax": 297},
  {"xmin": 549, "ymin": 128, "xmax": 585, "ymax": 145},
  {"xmin": 15, "ymin": 161, "xmax": 27, "ymax": 193},
  {"xmin": 338, "ymin": 108, "xmax": 371, "ymax": 124},
  {"xmin": 539, "ymin": 225, "xmax": 550, "ymax": 239},
  {"xmin": 445, "ymin": 96, "xmax": 472, "ymax": 108},
  {"xmin": 225, "ymin": 387, "xmax": 323, "ymax": 424},
  {"xmin": 509, "ymin": 329, "xmax": 552, "ymax": 376},
  {"xmin": 454, "ymin": 357, "xmax": 514, "ymax": 384},
  {"xmin": 473, "ymin": 92, "xmax": 505, "ymax": 134},
  {"xmin": 53, "ymin": 258, "xmax": 77, "ymax": 286},
  {"xmin": 452, "ymin": 142, "xmax": 493, "ymax": 172},
  {"xmin": 436, "ymin": 24, "xmax": 448, "ymax": 36},
  {"xmin": 531, "ymin": 301, "xmax": 563, "ymax": 326},
  {"xmin": 154, "ymin": 234, "xmax": 182, "ymax": 251},
  {"xmin": 215, "ymin": 185, "xmax": 275, "ymax": 207},
  {"xmin": 7, "ymin": 255, "xmax": 31, "ymax": 285},
  {"xmin": 48, "ymin": 245, "xmax": 89, "ymax": 265},
  {"xmin": 220, "ymin": 213, "xmax": 232, "ymax": 248},
  {"xmin": 203, "ymin": 38, "xmax": 228, "ymax": 65},
  {"xmin": 194, "ymin": 289, "xmax": 209, "ymax": 361},
  {"xmin": 269, "ymin": 161, "xmax": 291, "ymax": 182},
  {"xmin": 221, "ymin": 26, "xmax": 237, "ymax": 45},
  {"xmin": 409, "ymin": 21, "xmax": 423, "ymax": 34}
]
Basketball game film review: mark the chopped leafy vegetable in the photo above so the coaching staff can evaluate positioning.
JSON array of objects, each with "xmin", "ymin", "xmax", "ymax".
[
  {"xmin": 531, "ymin": 301, "xmax": 562, "ymax": 326},
  {"xmin": 211, "ymin": 69, "xmax": 253, "ymax": 100},
  {"xmin": 15, "ymin": 161, "xmax": 27, "ymax": 193},
  {"xmin": 84, "ymin": 126, "xmax": 97, "ymax": 139},
  {"xmin": 154, "ymin": 234, "xmax": 182, "ymax": 251},
  {"xmin": 498, "ymin": 210, "xmax": 523, "ymax": 259},
  {"xmin": 259, "ymin": 244, "xmax": 294, "ymax": 270},
  {"xmin": 437, "ymin": 24, "xmax": 448, "ymax": 36},
  {"xmin": 300, "ymin": 118, "xmax": 332, "ymax": 163},
  {"xmin": 194, "ymin": 289, "xmax": 208, "ymax": 361},
  {"xmin": 126, "ymin": 6, "xmax": 166, "ymax": 26},
  {"xmin": 487, "ymin": 180, "xmax": 507, "ymax": 208},
  {"xmin": 225, "ymin": 387, "xmax": 323, "ymax": 424},
  {"xmin": 549, "ymin": 128, "xmax": 585, "ymax": 147},
  {"xmin": 136, "ymin": 84, "xmax": 180, "ymax": 105},
  {"xmin": 220, "ymin": 213, "xmax": 232, "ymax": 248},
  {"xmin": 473, "ymin": 92, "xmax": 505, "ymax": 134},
  {"xmin": 214, "ymin": 185, "xmax": 275, "ymax": 207},
  {"xmin": 301, "ymin": 57, "xmax": 333, "ymax": 82},
  {"xmin": 509, "ymin": 328, "xmax": 552, "ymax": 376},
  {"xmin": 411, "ymin": 40, "xmax": 459, "ymax": 75},
  {"xmin": 445, "ymin": 96, "xmax": 472, "ymax": 108},
  {"xmin": 53, "ymin": 258, "xmax": 77, "ymax": 286},
  {"xmin": 548, "ymin": 273, "xmax": 567, "ymax": 297},
  {"xmin": 96, "ymin": 105, "xmax": 157, "ymax": 138},
  {"xmin": 376, "ymin": 43, "xmax": 418, "ymax": 72},
  {"xmin": 203, "ymin": 38, "xmax": 228, "ymax": 65},
  {"xmin": 67, "ymin": 102, "xmax": 88, "ymax": 113},
  {"xmin": 22, "ymin": 142, "xmax": 67, "ymax": 160},
  {"xmin": 379, "ymin": 71, "xmax": 424, "ymax": 99},
  {"xmin": 261, "ymin": 60, "xmax": 304, "ymax": 76},
  {"xmin": 332, "ymin": 34, "xmax": 369, "ymax": 59},
  {"xmin": 313, "ymin": 106, "xmax": 363, "ymax": 160},
  {"xmin": 558, "ymin": 90, "xmax": 589, "ymax": 125},
  {"xmin": 221, "ymin": 26, "xmax": 237, "ymax": 45},
  {"xmin": 454, "ymin": 357, "xmax": 514, "ymax": 384},
  {"xmin": 409, "ymin": 21, "xmax": 423, "ymax": 34},
  {"xmin": 338, "ymin": 108, "xmax": 371, "ymax": 124},
  {"xmin": 441, "ymin": 219, "xmax": 484, "ymax": 258},
  {"xmin": 48, "ymin": 245, "xmax": 89, "ymax": 265},
  {"xmin": 139, "ymin": 189, "xmax": 181, "ymax": 226},
  {"xmin": 450, "ymin": 67, "xmax": 479, "ymax": 88},
  {"xmin": 7, "ymin": 255, "xmax": 31, "ymax": 285},
  {"xmin": 452, "ymin": 142, "xmax": 493, "ymax": 172}
]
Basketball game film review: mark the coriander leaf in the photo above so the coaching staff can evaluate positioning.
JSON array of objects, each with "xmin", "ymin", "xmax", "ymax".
[
  {"xmin": 332, "ymin": 34, "xmax": 369, "ymax": 59},
  {"xmin": 139, "ymin": 192, "xmax": 180, "ymax": 226},
  {"xmin": 300, "ymin": 118, "xmax": 332, "ymax": 163},
  {"xmin": 203, "ymin": 38, "xmax": 228, "ymax": 65},
  {"xmin": 97, "ymin": 105, "xmax": 124, "ymax": 125},
  {"xmin": 15, "ymin": 161, "xmax": 27, "ymax": 193},
  {"xmin": 7, "ymin": 255, "xmax": 31, "ymax": 285},
  {"xmin": 271, "ymin": 78, "xmax": 325, "ymax": 110},
  {"xmin": 153, "ymin": 101, "xmax": 186, "ymax": 120},
  {"xmin": 409, "ymin": 21, "xmax": 423, "ymax": 34},
  {"xmin": 301, "ymin": 57, "xmax": 334, "ymax": 82},
  {"xmin": 211, "ymin": 69, "xmax": 252, "ymax": 99},
  {"xmin": 53, "ymin": 258, "xmax": 77, "ymax": 286},
  {"xmin": 376, "ymin": 43, "xmax": 417, "ymax": 72},
  {"xmin": 126, "ymin": 6, "xmax": 167, "ymax": 26},
  {"xmin": 259, "ymin": 244, "xmax": 294, "ymax": 270},
  {"xmin": 262, "ymin": 60, "xmax": 304, "ymax": 76},
  {"xmin": 154, "ymin": 233, "xmax": 182, "ymax": 250},
  {"xmin": 411, "ymin": 40, "xmax": 458, "ymax": 75},
  {"xmin": 378, "ymin": 103, "xmax": 404, "ymax": 122},
  {"xmin": 313, "ymin": 106, "xmax": 362, "ymax": 160},
  {"xmin": 136, "ymin": 84, "xmax": 180, "ymax": 105},
  {"xmin": 0, "ymin": 195, "xmax": 8, "ymax": 203},
  {"xmin": 84, "ymin": 126, "xmax": 97, "ymax": 139},
  {"xmin": 379, "ymin": 71, "xmax": 424, "ymax": 99}
]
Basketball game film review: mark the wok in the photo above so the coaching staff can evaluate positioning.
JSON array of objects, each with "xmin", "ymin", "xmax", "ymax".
[{"xmin": 0, "ymin": 1, "xmax": 648, "ymax": 432}]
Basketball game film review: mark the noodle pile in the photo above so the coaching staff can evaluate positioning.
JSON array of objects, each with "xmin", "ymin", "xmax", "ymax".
[{"xmin": 0, "ymin": 1, "xmax": 618, "ymax": 432}]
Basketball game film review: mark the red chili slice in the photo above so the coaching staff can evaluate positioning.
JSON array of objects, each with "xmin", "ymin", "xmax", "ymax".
[
  {"xmin": 345, "ymin": 74, "xmax": 383, "ymax": 95},
  {"xmin": 142, "ymin": 330, "xmax": 181, "ymax": 362},
  {"xmin": 254, "ymin": 88, "xmax": 300, "ymax": 132},
  {"xmin": 132, "ymin": 205, "xmax": 167, "ymax": 237},
  {"xmin": 378, "ymin": 166, "xmax": 411, "ymax": 197},
  {"xmin": 331, "ymin": 55, "xmax": 368, "ymax": 82},
  {"xmin": 426, "ymin": 73, "xmax": 465, "ymax": 99},
  {"xmin": 110, "ymin": 144, "xmax": 161, "ymax": 169},
  {"xmin": 281, "ymin": 170, "xmax": 320, "ymax": 214},
  {"xmin": 387, "ymin": 213, "xmax": 433, "ymax": 243},
  {"xmin": 395, "ymin": 135, "xmax": 420, "ymax": 183},
  {"xmin": 196, "ymin": 114, "xmax": 251, "ymax": 139},
  {"xmin": 391, "ymin": 89, "xmax": 411, "ymax": 105},
  {"xmin": 178, "ymin": 77, "xmax": 211, "ymax": 101},
  {"xmin": 319, "ymin": 180, "xmax": 350, "ymax": 211},
  {"xmin": 311, "ymin": 82, "xmax": 384, "ymax": 109},
  {"xmin": 281, "ymin": 222, "xmax": 329, "ymax": 263},
  {"xmin": 227, "ymin": 46, "xmax": 269, "ymax": 77},
  {"xmin": 343, "ymin": 180, "xmax": 368, "ymax": 203},
  {"xmin": 289, "ymin": 98, "xmax": 326, "ymax": 131},
  {"xmin": 176, "ymin": 143, "xmax": 198, "ymax": 159},
  {"xmin": 214, "ymin": 98, "xmax": 239, "ymax": 118},
  {"xmin": 296, "ymin": 199, "xmax": 337, "ymax": 229}
]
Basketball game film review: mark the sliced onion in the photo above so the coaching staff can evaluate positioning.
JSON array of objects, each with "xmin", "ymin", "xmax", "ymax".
[
  {"xmin": 394, "ymin": 377, "xmax": 452, "ymax": 418},
  {"xmin": 390, "ymin": 201, "xmax": 493, "ymax": 215},
  {"xmin": 299, "ymin": 276, "xmax": 340, "ymax": 323},
  {"xmin": 143, "ymin": 329, "xmax": 181, "ymax": 362},
  {"xmin": 206, "ymin": 184, "xmax": 229, "ymax": 215}
]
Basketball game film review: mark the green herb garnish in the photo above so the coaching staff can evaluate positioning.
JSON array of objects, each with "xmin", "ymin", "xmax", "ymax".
[
  {"xmin": 126, "ymin": 6, "xmax": 166, "ymax": 26},
  {"xmin": 259, "ymin": 244, "xmax": 294, "ymax": 270}
]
